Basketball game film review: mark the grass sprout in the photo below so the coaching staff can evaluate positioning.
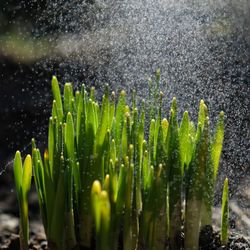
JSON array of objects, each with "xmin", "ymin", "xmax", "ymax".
[
  {"xmin": 13, "ymin": 152, "xmax": 32, "ymax": 250},
  {"xmin": 14, "ymin": 71, "xmax": 228, "ymax": 250},
  {"xmin": 221, "ymin": 178, "xmax": 229, "ymax": 246}
]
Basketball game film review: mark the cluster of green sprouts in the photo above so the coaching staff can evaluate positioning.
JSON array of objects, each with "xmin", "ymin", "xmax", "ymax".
[{"xmin": 14, "ymin": 71, "xmax": 229, "ymax": 250}]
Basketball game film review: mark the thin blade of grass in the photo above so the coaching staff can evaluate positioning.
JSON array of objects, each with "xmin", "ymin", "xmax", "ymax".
[
  {"xmin": 64, "ymin": 83, "xmax": 74, "ymax": 116},
  {"xmin": 221, "ymin": 178, "xmax": 229, "ymax": 245},
  {"xmin": 212, "ymin": 111, "xmax": 224, "ymax": 180},
  {"xmin": 51, "ymin": 76, "xmax": 63, "ymax": 123},
  {"xmin": 14, "ymin": 151, "xmax": 23, "ymax": 198}
]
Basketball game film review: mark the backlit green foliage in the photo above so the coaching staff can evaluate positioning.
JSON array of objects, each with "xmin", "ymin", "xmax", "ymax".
[
  {"xmin": 221, "ymin": 178, "xmax": 229, "ymax": 245},
  {"xmin": 14, "ymin": 72, "xmax": 227, "ymax": 250},
  {"xmin": 13, "ymin": 152, "xmax": 32, "ymax": 250}
]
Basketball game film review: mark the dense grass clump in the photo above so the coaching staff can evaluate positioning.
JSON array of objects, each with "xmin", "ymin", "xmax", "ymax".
[{"xmin": 14, "ymin": 71, "xmax": 228, "ymax": 250}]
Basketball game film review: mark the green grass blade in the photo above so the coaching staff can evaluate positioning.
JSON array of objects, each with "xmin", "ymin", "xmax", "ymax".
[
  {"xmin": 109, "ymin": 91, "xmax": 115, "ymax": 129},
  {"xmin": 14, "ymin": 151, "xmax": 23, "ymax": 198},
  {"xmin": 104, "ymin": 174, "xmax": 110, "ymax": 192},
  {"xmin": 91, "ymin": 180, "xmax": 102, "ymax": 233},
  {"xmin": 149, "ymin": 119, "xmax": 155, "ymax": 163},
  {"xmin": 65, "ymin": 112, "xmax": 78, "ymax": 209},
  {"xmin": 65, "ymin": 112, "xmax": 75, "ymax": 162},
  {"xmin": 13, "ymin": 154, "xmax": 32, "ymax": 250},
  {"xmin": 90, "ymin": 86, "xmax": 95, "ymax": 101},
  {"xmin": 121, "ymin": 115, "xmax": 128, "ymax": 158},
  {"xmin": 76, "ymin": 84, "xmax": 86, "ymax": 146},
  {"xmin": 43, "ymin": 150, "xmax": 55, "ymax": 236},
  {"xmin": 22, "ymin": 155, "xmax": 32, "ymax": 197},
  {"xmin": 185, "ymin": 116, "xmax": 210, "ymax": 250},
  {"xmin": 179, "ymin": 111, "xmax": 190, "ymax": 173},
  {"xmin": 197, "ymin": 100, "xmax": 208, "ymax": 130},
  {"xmin": 115, "ymin": 164, "xmax": 126, "ymax": 214},
  {"xmin": 153, "ymin": 94, "xmax": 162, "ymax": 165},
  {"xmin": 91, "ymin": 182, "xmax": 111, "ymax": 250},
  {"xmin": 123, "ymin": 163, "xmax": 134, "ymax": 250},
  {"xmin": 221, "ymin": 178, "xmax": 229, "ymax": 245},
  {"xmin": 184, "ymin": 123, "xmax": 202, "ymax": 250},
  {"xmin": 167, "ymin": 104, "xmax": 182, "ymax": 250},
  {"xmin": 142, "ymin": 150, "xmax": 149, "ymax": 191},
  {"xmin": 49, "ymin": 168, "xmax": 66, "ymax": 250},
  {"xmin": 48, "ymin": 117, "xmax": 54, "ymax": 182},
  {"xmin": 52, "ymin": 76, "xmax": 63, "ymax": 123},
  {"xmin": 32, "ymin": 148, "xmax": 47, "ymax": 230},
  {"xmin": 95, "ymin": 87, "xmax": 110, "ymax": 155},
  {"xmin": 22, "ymin": 155, "xmax": 32, "ymax": 248},
  {"xmin": 212, "ymin": 111, "xmax": 224, "ymax": 180},
  {"xmin": 75, "ymin": 90, "xmax": 80, "ymax": 111},
  {"xmin": 99, "ymin": 191, "xmax": 111, "ymax": 250},
  {"xmin": 64, "ymin": 83, "xmax": 74, "ymax": 115},
  {"xmin": 19, "ymin": 198, "xmax": 29, "ymax": 250},
  {"xmin": 161, "ymin": 118, "xmax": 169, "ymax": 142},
  {"xmin": 200, "ymin": 117, "xmax": 213, "ymax": 228},
  {"xmin": 186, "ymin": 121, "xmax": 196, "ymax": 169},
  {"xmin": 52, "ymin": 100, "xmax": 57, "ymax": 119},
  {"xmin": 115, "ymin": 90, "xmax": 126, "ymax": 158}
]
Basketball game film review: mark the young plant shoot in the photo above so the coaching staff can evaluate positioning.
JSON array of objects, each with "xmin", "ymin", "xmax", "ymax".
[
  {"xmin": 13, "ymin": 152, "xmax": 32, "ymax": 250},
  {"xmin": 221, "ymin": 178, "xmax": 229, "ymax": 245},
  {"xmin": 14, "ymin": 71, "xmax": 227, "ymax": 250}
]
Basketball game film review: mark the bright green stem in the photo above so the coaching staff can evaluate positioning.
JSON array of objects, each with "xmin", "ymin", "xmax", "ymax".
[
  {"xmin": 19, "ymin": 201, "xmax": 29, "ymax": 250},
  {"xmin": 200, "ymin": 122, "xmax": 213, "ymax": 228},
  {"xmin": 99, "ymin": 191, "xmax": 111, "ymax": 250},
  {"xmin": 185, "ymin": 116, "xmax": 210, "ymax": 250},
  {"xmin": 49, "ymin": 173, "xmax": 66, "ymax": 250},
  {"xmin": 200, "ymin": 163, "xmax": 214, "ymax": 228},
  {"xmin": 13, "ymin": 153, "xmax": 32, "ymax": 250},
  {"xmin": 221, "ymin": 178, "xmax": 229, "ymax": 245},
  {"xmin": 184, "ymin": 198, "xmax": 202, "ymax": 250},
  {"xmin": 123, "ymin": 164, "xmax": 134, "ymax": 250},
  {"xmin": 51, "ymin": 76, "xmax": 63, "ymax": 123},
  {"xmin": 167, "ymin": 100, "xmax": 182, "ymax": 250},
  {"xmin": 212, "ymin": 111, "xmax": 224, "ymax": 180}
]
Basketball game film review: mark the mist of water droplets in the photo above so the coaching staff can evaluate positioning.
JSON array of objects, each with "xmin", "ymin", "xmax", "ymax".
[{"xmin": 35, "ymin": 0, "xmax": 250, "ymax": 191}]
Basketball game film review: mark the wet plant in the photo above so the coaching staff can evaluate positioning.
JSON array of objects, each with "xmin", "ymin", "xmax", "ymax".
[
  {"xmin": 13, "ymin": 152, "xmax": 32, "ymax": 250},
  {"xmin": 14, "ymin": 71, "xmax": 228, "ymax": 250},
  {"xmin": 221, "ymin": 178, "xmax": 229, "ymax": 246}
]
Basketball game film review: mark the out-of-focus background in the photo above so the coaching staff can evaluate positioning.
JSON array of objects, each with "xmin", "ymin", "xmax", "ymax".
[{"xmin": 0, "ymin": 0, "xmax": 249, "ymax": 238}]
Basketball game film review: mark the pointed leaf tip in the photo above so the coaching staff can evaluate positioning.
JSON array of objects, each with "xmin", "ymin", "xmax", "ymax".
[
  {"xmin": 92, "ymin": 180, "xmax": 102, "ymax": 195},
  {"xmin": 44, "ymin": 149, "xmax": 49, "ymax": 160},
  {"xmin": 52, "ymin": 75, "xmax": 57, "ymax": 81},
  {"xmin": 120, "ymin": 90, "xmax": 126, "ymax": 97},
  {"xmin": 14, "ymin": 151, "xmax": 23, "ymax": 195},
  {"xmin": 22, "ymin": 154, "xmax": 32, "ymax": 194}
]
